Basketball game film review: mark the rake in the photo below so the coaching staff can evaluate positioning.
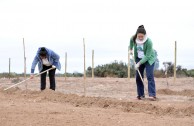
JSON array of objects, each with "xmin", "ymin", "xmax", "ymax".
[{"xmin": 4, "ymin": 67, "xmax": 55, "ymax": 91}]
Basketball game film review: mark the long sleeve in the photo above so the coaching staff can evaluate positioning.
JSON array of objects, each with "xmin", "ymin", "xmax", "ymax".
[
  {"xmin": 129, "ymin": 38, "xmax": 134, "ymax": 51},
  {"xmin": 51, "ymin": 50, "xmax": 60, "ymax": 67},
  {"xmin": 140, "ymin": 40, "xmax": 153, "ymax": 64},
  {"xmin": 31, "ymin": 56, "xmax": 39, "ymax": 73}
]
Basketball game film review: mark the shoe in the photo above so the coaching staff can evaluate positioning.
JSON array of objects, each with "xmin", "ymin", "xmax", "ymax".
[
  {"xmin": 137, "ymin": 96, "xmax": 141, "ymax": 100},
  {"xmin": 149, "ymin": 96, "xmax": 157, "ymax": 101},
  {"xmin": 137, "ymin": 96, "xmax": 145, "ymax": 100}
]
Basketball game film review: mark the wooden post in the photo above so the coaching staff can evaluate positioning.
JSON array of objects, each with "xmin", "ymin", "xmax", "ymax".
[
  {"xmin": 83, "ymin": 38, "xmax": 86, "ymax": 96},
  {"xmin": 9, "ymin": 58, "xmax": 11, "ymax": 79},
  {"xmin": 174, "ymin": 41, "xmax": 177, "ymax": 83},
  {"xmin": 92, "ymin": 50, "xmax": 94, "ymax": 79},
  {"xmin": 128, "ymin": 51, "xmax": 130, "ymax": 80},
  {"xmin": 23, "ymin": 38, "xmax": 27, "ymax": 90},
  {"xmin": 65, "ymin": 52, "xmax": 67, "ymax": 81}
]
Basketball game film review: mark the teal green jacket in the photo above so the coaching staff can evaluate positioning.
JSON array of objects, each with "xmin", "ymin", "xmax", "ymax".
[{"xmin": 129, "ymin": 37, "xmax": 156, "ymax": 65}]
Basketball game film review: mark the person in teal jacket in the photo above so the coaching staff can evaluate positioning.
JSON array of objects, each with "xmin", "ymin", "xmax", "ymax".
[{"xmin": 129, "ymin": 25, "xmax": 156, "ymax": 100}]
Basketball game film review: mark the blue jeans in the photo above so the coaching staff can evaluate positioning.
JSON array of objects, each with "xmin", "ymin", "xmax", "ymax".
[{"xmin": 136, "ymin": 58, "xmax": 156, "ymax": 97}]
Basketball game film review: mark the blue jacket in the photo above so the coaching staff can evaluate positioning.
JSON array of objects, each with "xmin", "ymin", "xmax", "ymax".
[{"xmin": 31, "ymin": 47, "xmax": 61, "ymax": 73}]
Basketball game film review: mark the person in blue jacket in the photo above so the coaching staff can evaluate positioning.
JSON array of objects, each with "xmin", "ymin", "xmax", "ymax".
[{"xmin": 30, "ymin": 47, "xmax": 61, "ymax": 91}]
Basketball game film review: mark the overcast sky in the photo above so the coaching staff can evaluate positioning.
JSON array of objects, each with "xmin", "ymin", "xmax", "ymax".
[{"xmin": 0, "ymin": 0, "xmax": 194, "ymax": 74}]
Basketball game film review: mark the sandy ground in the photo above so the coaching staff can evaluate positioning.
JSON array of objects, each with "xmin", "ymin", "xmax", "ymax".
[{"xmin": 0, "ymin": 77, "xmax": 194, "ymax": 126}]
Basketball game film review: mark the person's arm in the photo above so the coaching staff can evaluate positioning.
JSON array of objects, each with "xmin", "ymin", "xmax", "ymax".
[
  {"xmin": 31, "ymin": 56, "xmax": 39, "ymax": 74},
  {"xmin": 140, "ymin": 40, "xmax": 153, "ymax": 64},
  {"xmin": 51, "ymin": 50, "xmax": 60, "ymax": 67},
  {"xmin": 128, "ymin": 37, "xmax": 134, "ymax": 54},
  {"xmin": 30, "ymin": 56, "xmax": 39, "ymax": 79},
  {"xmin": 129, "ymin": 38, "xmax": 134, "ymax": 50}
]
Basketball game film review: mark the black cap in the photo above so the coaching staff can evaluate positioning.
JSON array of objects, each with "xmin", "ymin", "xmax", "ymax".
[
  {"xmin": 39, "ymin": 47, "xmax": 47, "ymax": 56},
  {"xmin": 136, "ymin": 25, "xmax": 146, "ymax": 35}
]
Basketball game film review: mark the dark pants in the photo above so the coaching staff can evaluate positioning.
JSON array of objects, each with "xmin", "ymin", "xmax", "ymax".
[
  {"xmin": 40, "ymin": 65, "xmax": 56, "ymax": 91},
  {"xmin": 136, "ymin": 58, "xmax": 156, "ymax": 97}
]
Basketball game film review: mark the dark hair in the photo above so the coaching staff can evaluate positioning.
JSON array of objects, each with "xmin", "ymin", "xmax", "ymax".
[
  {"xmin": 133, "ymin": 25, "xmax": 146, "ymax": 43},
  {"xmin": 39, "ymin": 47, "xmax": 47, "ymax": 57}
]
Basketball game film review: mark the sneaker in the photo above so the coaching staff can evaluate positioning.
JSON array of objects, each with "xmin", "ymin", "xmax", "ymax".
[
  {"xmin": 137, "ymin": 96, "xmax": 145, "ymax": 100},
  {"xmin": 149, "ymin": 96, "xmax": 157, "ymax": 101},
  {"xmin": 137, "ymin": 96, "xmax": 141, "ymax": 100}
]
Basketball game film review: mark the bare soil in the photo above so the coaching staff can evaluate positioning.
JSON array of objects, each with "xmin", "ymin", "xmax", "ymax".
[{"xmin": 0, "ymin": 77, "xmax": 194, "ymax": 126}]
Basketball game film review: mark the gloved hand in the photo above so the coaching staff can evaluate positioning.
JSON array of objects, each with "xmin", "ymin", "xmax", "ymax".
[
  {"xmin": 129, "ymin": 49, "xmax": 133, "ymax": 55},
  {"xmin": 135, "ymin": 62, "xmax": 141, "ymax": 70},
  {"xmin": 52, "ymin": 65, "xmax": 56, "ymax": 69}
]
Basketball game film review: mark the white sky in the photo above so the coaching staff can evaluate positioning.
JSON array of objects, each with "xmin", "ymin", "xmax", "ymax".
[{"xmin": 0, "ymin": 0, "xmax": 194, "ymax": 73}]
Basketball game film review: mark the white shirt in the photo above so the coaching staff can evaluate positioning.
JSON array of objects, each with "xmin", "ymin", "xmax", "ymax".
[
  {"xmin": 137, "ymin": 43, "xmax": 144, "ymax": 59},
  {"xmin": 136, "ymin": 35, "xmax": 148, "ymax": 59},
  {"xmin": 42, "ymin": 58, "xmax": 51, "ymax": 66}
]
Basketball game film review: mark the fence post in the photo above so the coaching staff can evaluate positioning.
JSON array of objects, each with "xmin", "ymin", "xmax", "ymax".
[{"xmin": 174, "ymin": 41, "xmax": 177, "ymax": 84}]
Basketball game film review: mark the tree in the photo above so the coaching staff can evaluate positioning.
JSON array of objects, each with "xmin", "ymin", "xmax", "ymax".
[{"xmin": 87, "ymin": 60, "xmax": 134, "ymax": 78}]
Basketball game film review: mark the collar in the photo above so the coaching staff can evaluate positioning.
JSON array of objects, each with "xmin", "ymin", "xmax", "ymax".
[{"xmin": 136, "ymin": 35, "xmax": 148, "ymax": 44}]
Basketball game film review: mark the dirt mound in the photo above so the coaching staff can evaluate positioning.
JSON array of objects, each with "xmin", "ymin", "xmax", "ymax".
[
  {"xmin": 1, "ymin": 88, "xmax": 194, "ymax": 117},
  {"xmin": 158, "ymin": 89, "xmax": 194, "ymax": 97}
]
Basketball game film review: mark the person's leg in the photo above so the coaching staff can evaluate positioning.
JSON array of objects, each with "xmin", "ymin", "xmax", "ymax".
[
  {"xmin": 136, "ymin": 59, "xmax": 145, "ymax": 98},
  {"xmin": 145, "ymin": 62, "xmax": 156, "ymax": 97},
  {"xmin": 40, "ymin": 65, "xmax": 47, "ymax": 90},
  {"xmin": 49, "ymin": 68, "xmax": 56, "ymax": 91}
]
